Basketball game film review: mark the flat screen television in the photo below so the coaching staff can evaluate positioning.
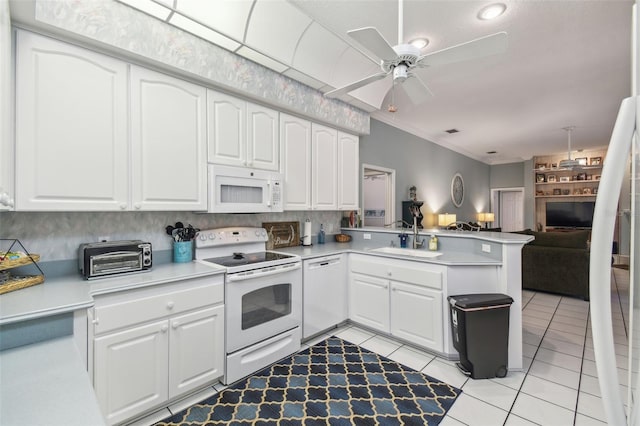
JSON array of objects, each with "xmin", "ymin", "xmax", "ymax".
[{"xmin": 545, "ymin": 201, "xmax": 596, "ymax": 228}]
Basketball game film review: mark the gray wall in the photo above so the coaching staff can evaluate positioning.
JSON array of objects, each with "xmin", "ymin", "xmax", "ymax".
[
  {"xmin": 490, "ymin": 162, "xmax": 524, "ymax": 188},
  {"xmin": 361, "ymin": 119, "xmax": 491, "ymax": 224}
]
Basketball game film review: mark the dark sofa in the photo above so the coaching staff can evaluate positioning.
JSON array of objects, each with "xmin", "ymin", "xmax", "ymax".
[{"xmin": 515, "ymin": 229, "xmax": 591, "ymax": 300}]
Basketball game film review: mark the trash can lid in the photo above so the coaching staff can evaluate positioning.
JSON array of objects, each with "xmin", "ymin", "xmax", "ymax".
[{"xmin": 448, "ymin": 293, "xmax": 513, "ymax": 309}]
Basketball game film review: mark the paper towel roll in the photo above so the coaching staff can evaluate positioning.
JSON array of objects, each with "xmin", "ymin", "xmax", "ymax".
[{"xmin": 303, "ymin": 221, "xmax": 312, "ymax": 246}]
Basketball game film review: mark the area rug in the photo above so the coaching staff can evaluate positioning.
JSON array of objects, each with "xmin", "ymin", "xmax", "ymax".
[{"xmin": 156, "ymin": 336, "xmax": 462, "ymax": 425}]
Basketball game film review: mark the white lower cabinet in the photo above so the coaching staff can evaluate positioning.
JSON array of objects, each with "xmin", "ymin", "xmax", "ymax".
[
  {"xmin": 90, "ymin": 276, "xmax": 224, "ymax": 425},
  {"xmin": 349, "ymin": 254, "xmax": 445, "ymax": 352}
]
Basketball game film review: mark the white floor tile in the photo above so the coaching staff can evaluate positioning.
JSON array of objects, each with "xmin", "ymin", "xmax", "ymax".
[
  {"xmin": 445, "ymin": 393, "xmax": 508, "ymax": 426},
  {"xmin": 576, "ymin": 392, "xmax": 607, "ymax": 422},
  {"xmin": 574, "ymin": 413, "xmax": 608, "ymax": 425},
  {"xmin": 560, "ymin": 297, "xmax": 589, "ymax": 307},
  {"xmin": 522, "ymin": 342, "xmax": 538, "ymax": 358},
  {"xmin": 534, "ymin": 347, "xmax": 582, "ymax": 372},
  {"xmin": 511, "ymin": 392, "xmax": 575, "ymax": 425},
  {"xmin": 334, "ymin": 326, "xmax": 374, "ymax": 345},
  {"xmin": 504, "ymin": 414, "xmax": 541, "ymax": 426},
  {"xmin": 544, "ymin": 329, "xmax": 586, "ymax": 347},
  {"xmin": 524, "ymin": 303, "xmax": 557, "ymax": 314},
  {"xmin": 523, "ymin": 315, "xmax": 552, "ymax": 329},
  {"xmin": 358, "ymin": 335, "xmax": 402, "ymax": 357},
  {"xmin": 490, "ymin": 369, "xmax": 527, "ymax": 391},
  {"xmin": 520, "ymin": 375, "xmax": 578, "ymax": 410},
  {"xmin": 422, "ymin": 359, "xmax": 469, "ymax": 389},
  {"xmin": 439, "ymin": 415, "xmax": 468, "ymax": 426},
  {"xmin": 522, "ymin": 308, "xmax": 554, "ymax": 321},
  {"xmin": 557, "ymin": 303, "xmax": 589, "ymax": 314},
  {"xmin": 554, "ymin": 308, "xmax": 589, "ymax": 321},
  {"xmin": 528, "ymin": 359, "xmax": 580, "ymax": 389},
  {"xmin": 461, "ymin": 378, "xmax": 518, "ymax": 410},
  {"xmin": 552, "ymin": 312, "xmax": 586, "ymax": 326},
  {"xmin": 386, "ymin": 345, "xmax": 434, "ymax": 371},
  {"xmin": 579, "ymin": 373, "xmax": 628, "ymax": 398},
  {"xmin": 548, "ymin": 320, "xmax": 587, "ymax": 337},
  {"xmin": 541, "ymin": 336, "xmax": 585, "ymax": 358}
]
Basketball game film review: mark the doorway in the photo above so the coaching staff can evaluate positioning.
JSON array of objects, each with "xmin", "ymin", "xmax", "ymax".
[
  {"xmin": 362, "ymin": 164, "xmax": 396, "ymax": 227},
  {"xmin": 490, "ymin": 187, "xmax": 525, "ymax": 232}
]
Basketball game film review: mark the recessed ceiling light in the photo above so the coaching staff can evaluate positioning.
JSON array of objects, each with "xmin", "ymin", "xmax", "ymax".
[
  {"xmin": 486, "ymin": 150, "xmax": 498, "ymax": 154},
  {"xmin": 409, "ymin": 38, "xmax": 429, "ymax": 49},
  {"xmin": 478, "ymin": 3, "xmax": 506, "ymax": 20}
]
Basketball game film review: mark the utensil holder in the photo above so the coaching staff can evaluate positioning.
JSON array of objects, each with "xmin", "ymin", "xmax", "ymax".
[{"xmin": 173, "ymin": 241, "xmax": 193, "ymax": 263}]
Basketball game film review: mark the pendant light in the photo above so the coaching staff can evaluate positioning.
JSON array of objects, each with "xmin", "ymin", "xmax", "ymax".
[{"xmin": 559, "ymin": 126, "xmax": 580, "ymax": 169}]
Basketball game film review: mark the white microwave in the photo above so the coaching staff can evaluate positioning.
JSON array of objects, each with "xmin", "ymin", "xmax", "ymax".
[{"xmin": 208, "ymin": 165, "xmax": 283, "ymax": 213}]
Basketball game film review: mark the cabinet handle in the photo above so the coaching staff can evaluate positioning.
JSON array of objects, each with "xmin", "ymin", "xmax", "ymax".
[
  {"xmin": 134, "ymin": 204, "xmax": 141, "ymax": 209},
  {"xmin": 383, "ymin": 284, "xmax": 388, "ymax": 289},
  {"xmin": 391, "ymin": 287, "xmax": 397, "ymax": 291},
  {"xmin": 120, "ymin": 204, "xmax": 127, "ymax": 210},
  {"xmin": 387, "ymin": 270, "xmax": 392, "ymax": 276},
  {"xmin": 172, "ymin": 322, "xmax": 180, "ymax": 329},
  {"xmin": 92, "ymin": 318, "xmax": 99, "ymax": 325},
  {"xmin": 167, "ymin": 301, "xmax": 175, "ymax": 309},
  {"xmin": 161, "ymin": 325, "xmax": 168, "ymax": 333}
]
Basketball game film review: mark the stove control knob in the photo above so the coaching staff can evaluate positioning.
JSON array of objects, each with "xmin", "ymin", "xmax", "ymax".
[
  {"xmin": 209, "ymin": 233, "xmax": 215, "ymax": 240},
  {"xmin": 199, "ymin": 234, "xmax": 207, "ymax": 241},
  {"xmin": 261, "ymin": 229, "xmax": 266, "ymax": 237},
  {"xmin": 255, "ymin": 230, "xmax": 260, "ymax": 237}
]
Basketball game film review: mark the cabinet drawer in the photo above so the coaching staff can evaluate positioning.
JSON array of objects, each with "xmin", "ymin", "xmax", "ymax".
[
  {"xmin": 94, "ymin": 277, "xmax": 223, "ymax": 335},
  {"xmin": 350, "ymin": 254, "xmax": 443, "ymax": 289}
]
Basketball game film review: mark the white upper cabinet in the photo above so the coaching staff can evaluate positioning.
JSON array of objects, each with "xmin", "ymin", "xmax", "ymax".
[
  {"xmin": 280, "ymin": 113, "xmax": 312, "ymax": 210},
  {"xmin": 207, "ymin": 90, "xmax": 279, "ymax": 171},
  {"xmin": 130, "ymin": 66, "xmax": 207, "ymax": 211},
  {"xmin": 15, "ymin": 31, "xmax": 128, "ymax": 211},
  {"xmin": 337, "ymin": 131, "xmax": 359, "ymax": 211},
  {"xmin": 311, "ymin": 123, "xmax": 338, "ymax": 210}
]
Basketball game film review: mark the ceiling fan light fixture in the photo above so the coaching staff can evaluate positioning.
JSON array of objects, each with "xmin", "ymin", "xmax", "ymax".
[
  {"xmin": 409, "ymin": 38, "xmax": 429, "ymax": 49},
  {"xmin": 478, "ymin": 3, "xmax": 506, "ymax": 20}
]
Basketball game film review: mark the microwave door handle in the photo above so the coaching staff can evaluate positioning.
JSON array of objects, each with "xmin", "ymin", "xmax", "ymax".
[{"xmin": 266, "ymin": 181, "xmax": 272, "ymax": 208}]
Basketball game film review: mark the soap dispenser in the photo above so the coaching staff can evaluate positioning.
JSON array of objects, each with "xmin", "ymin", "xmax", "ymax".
[
  {"xmin": 429, "ymin": 234, "xmax": 438, "ymax": 251},
  {"xmin": 318, "ymin": 224, "xmax": 326, "ymax": 244}
]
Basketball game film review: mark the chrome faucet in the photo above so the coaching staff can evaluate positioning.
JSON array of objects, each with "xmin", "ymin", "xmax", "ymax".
[{"xmin": 412, "ymin": 216, "xmax": 424, "ymax": 249}]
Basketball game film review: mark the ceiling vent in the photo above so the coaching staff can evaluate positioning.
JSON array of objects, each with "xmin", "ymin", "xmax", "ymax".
[{"xmin": 445, "ymin": 128, "xmax": 459, "ymax": 134}]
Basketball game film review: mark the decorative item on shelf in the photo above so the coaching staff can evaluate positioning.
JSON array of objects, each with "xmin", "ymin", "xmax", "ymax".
[
  {"xmin": 583, "ymin": 187, "xmax": 592, "ymax": 195},
  {"xmin": 590, "ymin": 157, "xmax": 602, "ymax": 166},
  {"xmin": 438, "ymin": 213, "xmax": 457, "ymax": 228},
  {"xmin": 547, "ymin": 175, "xmax": 557, "ymax": 183},
  {"xmin": 545, "ymin": 191, "xmax": 552, "ymax": 195},
  {"xmin": 572, "ymin": 175, "xmax": 578, "ymax": 181},
  {"xmin": 409, "ymin": 185, "xmax": 417, "ymax": 202},
  {"xmin": 560, "ymin": 176, "xmax": 571, "ymax": 182},
  {"xmin": 0, "ymin": 239, "xmax": 45, "ymax": 295},
  {"xmin": 574, "ymin": 188, "xmax": 583, "ymax": 195},
  {"xmin": 562, "ymin": 189, "xmax": 571, "ymax": 195},
  {"xmin": 551, "ymin": 163, "xmax": 558, "ymax": 168},
  {"xmin": 535, "ymin": 163, "xmax": 548, "ymax": 169},
  {"xmin": 476, "ymin": 212, "xmax": 495, "ymax": 229},
  {"xmin": 536, "ymin": 190, "xmax": 544, "ymax": 196},
  {"xmin": 595, "ymin": 175, "xmax": 601, "ymax": 180},
  {"xmin": 586, "ymin": 174, "xmax": 593, "ymax": 180},
  {"xmin": 577, "ymin": 172, "xmax": 587, "ymax": 180},
  {"xmin": 536, "ymin": 173, "xmax": 546, "ymax": 183},
  {"xmin": 269, "ymin": 221, "xmax": 301, "ymax": 246},
  {"xmin": 593, "ymin": 188, "xmax": 599, "ymax": 194},
  {"xmin": 451, "ymin": 173, "xmax": 464, "ymax": 207},
  {"xmin": 553, "ymin": 188, "xmax": 561, "ymax": 195},
  {"xmin": 576, "ymin": 157, "xmax": 588, "ymax": 166}
]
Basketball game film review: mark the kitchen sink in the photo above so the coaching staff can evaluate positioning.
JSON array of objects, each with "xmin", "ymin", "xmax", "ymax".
[{"xmin": 370, "ymin": 247, "xmax": 443, "ymax": 258}]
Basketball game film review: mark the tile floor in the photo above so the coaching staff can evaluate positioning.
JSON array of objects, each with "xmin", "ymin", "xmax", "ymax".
[{"xmin": 138, "ymin": 268, "xmax": 630, "ymax": 426}]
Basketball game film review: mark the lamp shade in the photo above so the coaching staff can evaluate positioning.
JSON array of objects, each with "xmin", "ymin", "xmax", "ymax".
[
  {"xmin": 438, "ymin": 213, "xmax": 457, "ymax": 227},
  {"xmin": 477, "ymin": 212, "xmax": 495, "ymax": 223}
]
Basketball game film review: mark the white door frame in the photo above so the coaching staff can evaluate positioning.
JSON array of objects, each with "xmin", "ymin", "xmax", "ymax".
[
  {"xmin": 490, "ymin": 187, "xmax": 525, "ymax": 231},
  {"xmin": 362, "ymin": 163, "xmax": 396, "ymax": 227}
]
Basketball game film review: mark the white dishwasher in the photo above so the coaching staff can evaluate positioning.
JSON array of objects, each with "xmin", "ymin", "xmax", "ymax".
[{"xmin": 303, "ymin": 254, "xmax": 347, "ymax": 339}]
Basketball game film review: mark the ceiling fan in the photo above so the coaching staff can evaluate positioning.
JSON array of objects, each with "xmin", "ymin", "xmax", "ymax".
[
  {"xmin": 324, "ymin": 0, "xmax": 508, "ymax": 107},
  {"xmin": 559, "ymin": 126, "xmax": 581, "ymax": 169}
]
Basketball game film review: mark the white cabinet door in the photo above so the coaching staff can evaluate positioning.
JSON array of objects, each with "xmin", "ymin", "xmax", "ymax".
[
  {"xmin": 280, "ymin": 113, "xmax": 311, "ymax": 210},
  {"xmin": 247, "ymin": 103, "xmax": 279, "ymax": 171},
  {"xmin": 390, "ymin": 281, "xmax": 444, "ymax": 351},
  {"xmin": 337, "ymin": 131, "xmax": 359, "ymax": 211},
  {"xmin": 168, "ymin": 305, "xmax": 224, "ymax": 398},
  {"xmin": 94, "ymin": 321, "xmax": 169, "ymax": 426},
  {"xmin": 311, "ymin": 123, "xmax": 338, "ymax": 210},
  {"xmin": 131, "ymin": 66, "xmax": 207, "ymax": 211},
  {"xmin": 15, "ymin": 31, "xmax": 128, "ymax": 211},
  {"xmin": 349, "ymin": 272, "xmax": 390, "ymax": 333},
  {"xmin": 207, "ymin": 90, "xmax": 246, "ymax": 167}
]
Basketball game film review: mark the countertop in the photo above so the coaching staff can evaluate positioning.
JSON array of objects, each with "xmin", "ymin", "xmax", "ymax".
[
  {"xmin": 0, "ymin": 261, "xmax": 225, "ymax": 325},
  {"xmin": 343, "ymin": 227, "xmax": 534, "ymax": 244},
  {"xmin": 0, "ymin": 336, "xmax": 106, "ymax": 426}
]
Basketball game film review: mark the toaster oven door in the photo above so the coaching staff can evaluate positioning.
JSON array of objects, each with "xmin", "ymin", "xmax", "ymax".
[{"xmin": 90, "ymin": 251, "xmax": 142, "ymax": 277}]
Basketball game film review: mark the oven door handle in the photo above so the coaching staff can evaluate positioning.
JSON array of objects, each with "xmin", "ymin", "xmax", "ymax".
[{"xmin": 226, "ymin": 262, "xmax": 301, "ymax": 282}]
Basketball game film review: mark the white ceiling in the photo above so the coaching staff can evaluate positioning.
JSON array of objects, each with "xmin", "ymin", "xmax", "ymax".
[{"xmin": 15, "ymin": 0, "xmax": 635, "ymax": 164}]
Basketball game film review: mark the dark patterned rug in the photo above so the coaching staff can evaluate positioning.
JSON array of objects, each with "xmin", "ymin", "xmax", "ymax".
[{"xmin": 156, "ymin": 337, "xmax": 461, "ymax": 425}]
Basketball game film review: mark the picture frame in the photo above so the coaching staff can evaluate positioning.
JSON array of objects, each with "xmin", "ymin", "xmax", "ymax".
[
  {"xmin": 559, "ymin": 176, "xmax": 571, "ymax": 182},
  {"xmin": 550, "ymin": 163, "xmax": 558, "ymax": 169},
  {"xmin": 593, "ymin": 188, "xmax": 598, "ymax": 194},
  {"xmin": 536, "ymin": 190, "xmax": 544, "ymax": 196},
  {"xmin": 547, "ymin": 175, "xmax": 557, "ymax": 183},
  {"xmin": 595, "ymin": 175, "xmax": 601, "ymax": 180},
  {"xmin": 536, "ymin": 173, "xmax": 546, "ymax": 183},
  {"xmin": 535, "ymin": 163, "xmax": 548, "ymax": 170},
  {"xmin": 573, "ymin": 188, "xmax": 583, "ymax": 195},
  {"xmin": 562, "ymin": 189, "xmax": 571, "ymax": 195},
  {"xmin": 576, "ymin": 157, "xmax": 588, "ymax": 166},
  {"xmin": 583, "ymin": 187, "xmax": 592, "ymax": 195},
  {"xmin": 590, "ymin": 157, "xmax": 602, "ymax": 166},
  {"xmin": 577, "ymin": 172, "xmax": 587, "ymax": 180},
  {"xmin": 586, "ymin": 174, "xmax": 593, "ymax": 180},
  {"xmin": 553, "ymin": 188, "xmax": 561, "ymax": 195}
]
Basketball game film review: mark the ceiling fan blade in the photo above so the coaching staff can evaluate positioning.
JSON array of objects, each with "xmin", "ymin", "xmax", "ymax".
[
  {"xmin": 347, "ymin": 27, "xmax": 398, "ymax": 62},
  {"xmin": 419, "ymin": 32, "xmax": 508, "ymax": 67},
  {"xmin": 324, "ymin": 71, "xmax": 390, "ymax": 98},
  {"xmin": 400, "ymin": 74, "xmax": 433, "ymax": 105}
]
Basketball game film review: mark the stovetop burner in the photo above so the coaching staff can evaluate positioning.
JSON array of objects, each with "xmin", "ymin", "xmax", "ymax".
[{"xmin": 202, "ymin": 251, "xmax": 295, "ymax": 268}]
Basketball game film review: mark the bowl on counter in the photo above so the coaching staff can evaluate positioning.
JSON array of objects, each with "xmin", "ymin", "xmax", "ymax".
[{"xmin": 335, "ymin": 234, "xmax": 352, "ymax": 243}]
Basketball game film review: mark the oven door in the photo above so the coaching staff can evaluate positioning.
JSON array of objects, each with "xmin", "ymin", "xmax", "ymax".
[{"xmin": 226, "ymin": 262, "xmax": 302, "ymax": 353}]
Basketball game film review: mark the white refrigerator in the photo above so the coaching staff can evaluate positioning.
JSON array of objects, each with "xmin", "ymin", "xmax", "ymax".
[{"xmin": 591, "ymin": 2, "xmax": 640, "ymax": 424}]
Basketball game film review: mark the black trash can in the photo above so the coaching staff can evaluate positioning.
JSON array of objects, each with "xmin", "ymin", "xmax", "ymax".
[{"xmin": 448, "ymin": 293, "xmax": 514, "ymax": 379}]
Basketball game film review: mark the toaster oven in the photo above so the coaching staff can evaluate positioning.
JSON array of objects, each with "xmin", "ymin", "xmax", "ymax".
[{"xmin": 79, "ymin": 240, "xmax": 152, "ymax": 279}]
